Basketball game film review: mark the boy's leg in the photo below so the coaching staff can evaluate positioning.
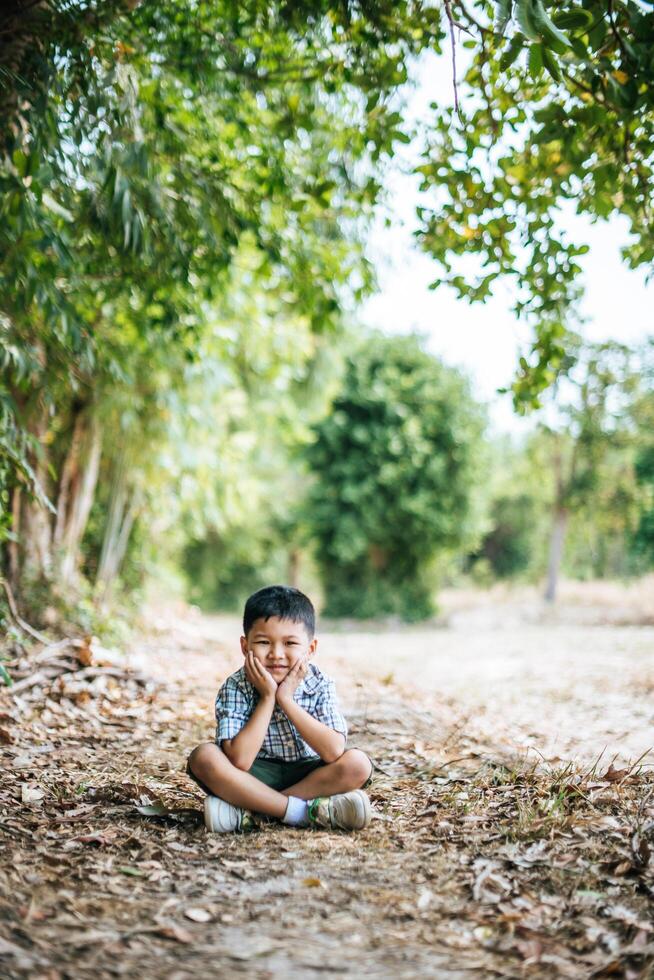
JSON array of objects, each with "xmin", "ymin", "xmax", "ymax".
[
  {"xmin": 188, "ymin": 743, "xmax": 288, "ymax": 819},
  {"xmin": 281, "ymin": 749, "xmax": 372, "ymax": 801}
]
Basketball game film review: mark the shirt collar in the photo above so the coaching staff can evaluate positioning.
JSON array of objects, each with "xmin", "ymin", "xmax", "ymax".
[{"xmin": 299, "ymin": 662, "xmax": 322, "ymax": 694}]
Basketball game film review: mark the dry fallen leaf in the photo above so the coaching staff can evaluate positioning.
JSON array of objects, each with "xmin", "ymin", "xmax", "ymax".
[
  {"xmin": 21, "ymin": 784, "xmax": 44, "ymax": 804},
  {"xmin": 417, "ymin": 888, "xmax": 433, "ymax": 910},
  {"xmin": 631, "ymin": 831, "xmax": 651, "ymax": 868},
  {"xmin": 515, "ymin": 937, "xmax": 543, "ymax": 962},
  {"xmin": 73, "ymin": 831, "xmax": 117, "ymax": 847},
  {"xmin": 76, "ymin": 638, "xmax": 94, "ymax": 667},
  {"xmin": 184, "ymin": 908, "xmax": 212, "ymax": 923},
  {"xmin": 601, "ymin": 765, "xmax": 630, "ymax": 783},
  {"xmin": 302, "ymin": 877, "xmax": 324, "ymax": 888},
  {"xmin": 156, "ymin": 922, "xmax": 193, "ymax": 944}
]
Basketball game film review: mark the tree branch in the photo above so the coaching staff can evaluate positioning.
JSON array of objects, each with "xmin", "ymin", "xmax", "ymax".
[
  {"xmin": 0, "ymin": 575, "xmax": 50, "ymax": 644},
  {"xmin": 606, "ymin": 0, "xmax": 630, "ymax": 65},
  {"xmin": 442, "ymin": 0, "xmax": 464, "ymax": 123}
]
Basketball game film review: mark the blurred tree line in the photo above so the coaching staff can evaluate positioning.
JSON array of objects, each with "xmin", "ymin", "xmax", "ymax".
[
  {"xmin": 185, "ymin": 333, "xmax": 654, "ymax": 617},
  {"xmin": 1, "ymin": 1, "xmax": 654, "ymax": 644},
  {"xmin": 469, "ymin": 341, "xmax": 654, "ymax": 597}
]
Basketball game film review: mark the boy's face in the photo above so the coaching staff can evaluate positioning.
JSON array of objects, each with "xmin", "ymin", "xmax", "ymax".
[{"xmin": 240, "ymin": 616, "xmax": 317, "ymax": 681}]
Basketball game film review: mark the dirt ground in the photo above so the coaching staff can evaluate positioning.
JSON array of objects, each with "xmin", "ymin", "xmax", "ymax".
[{"xmin": 1, "ymin": 582, "xmax": 653, "ymax": 978}]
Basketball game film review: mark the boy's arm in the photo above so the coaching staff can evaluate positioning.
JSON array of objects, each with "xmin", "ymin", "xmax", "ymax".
[
  {"xmin": 219, "ymin": 654, "xmax": 277, "ymax": 771},
  {"xmin": 277, "ymin": 698, "xmax": 345, "ymax": 763},
  {"xmin": 276, "ymin": 659, "xmax": 346, "ymax": 763},
  {"xmin": 222, "ymin": 695, "xmax": 275, "ymax": 771}
]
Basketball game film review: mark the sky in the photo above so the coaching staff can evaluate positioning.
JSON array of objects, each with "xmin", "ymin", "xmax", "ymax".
[{"xmin": 359, "ymin": 52, "xmax": 654, "ymax": 436}]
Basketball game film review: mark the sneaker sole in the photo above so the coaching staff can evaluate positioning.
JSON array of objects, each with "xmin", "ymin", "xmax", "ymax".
[
  {"xmin": 351, "ymin": 789, "xmax": 373, "ymax": 829},
  {"xmin": 204, "ymin": 795, "xmax": 238, "ymax": 833},
  {"xmin": 332, "ymin": 789, "xmax": 372, "ymax": 830}
]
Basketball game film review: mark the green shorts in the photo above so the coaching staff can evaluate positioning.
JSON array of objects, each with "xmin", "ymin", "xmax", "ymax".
[
  {"xmin": 186, "ymin": 750, "xmax": 373, "ymax": 794},
  {"xmin": 186, "ymin": 754, "xmax": 325, "ymax": 795},
  {"xmin": 249, "ymin": 756, "xmax": 326, "ymax": 790}
]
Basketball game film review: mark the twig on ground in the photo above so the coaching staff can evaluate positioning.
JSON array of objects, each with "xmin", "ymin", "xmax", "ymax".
[
  {"xmin": 32, "ymin": 637, "xmax": 86, "ymax": 664},
  {"xmin": 7, "ymin": 669, "xmax": 52, "ymax": 694}
]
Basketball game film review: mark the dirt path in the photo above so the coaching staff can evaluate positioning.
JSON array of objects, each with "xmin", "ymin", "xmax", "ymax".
[{"xmin": 1, "ymin": 603, "xmax": 653, "ymax": 978}]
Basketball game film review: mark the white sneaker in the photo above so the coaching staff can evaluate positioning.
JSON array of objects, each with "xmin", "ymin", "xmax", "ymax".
[
  {"xmin": 308, "ymin": 790, "xmax": 372, "ymax": 831},
  {"xmin": 204, "ymin": 795, "xmax": 255, "ymax": 833}
]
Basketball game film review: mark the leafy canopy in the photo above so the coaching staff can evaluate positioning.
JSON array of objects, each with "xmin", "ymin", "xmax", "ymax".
[
  {"xmin": 415, "ymin": 0, "xmax": 654, "ymax": 408},
  {"xmin": 0, "ymin": 0, "xmax": 443, "ymax": 535}
]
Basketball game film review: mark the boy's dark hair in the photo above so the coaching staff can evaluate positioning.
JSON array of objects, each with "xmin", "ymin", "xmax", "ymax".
[{"xmin": 243, "ymin": 585, "xmax": 315, "ymax": 638}]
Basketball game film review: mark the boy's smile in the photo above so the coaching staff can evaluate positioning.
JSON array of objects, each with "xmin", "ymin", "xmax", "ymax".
[{"xmin": 240, "ymin": 615, "xmax": 317, "ymax": 680}]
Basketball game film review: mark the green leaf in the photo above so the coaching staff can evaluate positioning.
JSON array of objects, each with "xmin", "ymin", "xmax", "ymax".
[
  {"xmin": 0, "ymin": 664, "xmax": 12, "ymax": 687},
  {"xmin": 42, "ymin": 192, "xmax": 74, "ymax": 222},
  {"xmin": 12, "ymin": 150, "xmax": 28, "ymax": 177},
  {"xmin": 515, "ymin": 0, "xmax": 540, "ymax": 41},
  {"xmin": 570, "ymin": 37, "xmax": 589, "ymax": 58},
  {"xmin": 494, "ymin": 0, "xmax": 513, "ymax": 36},
  {"xmin": 531, "ymin": 0, "xmax": 573, "ymax": 49},
  {"xmin": 542, "ymin": 46, "xmax": 562, "ymax": 82},
  {"xmin": 527, "ymin": 43, "xmax": 544, "ymax": 76},
  {"xmin": 532, "ymin": 0, "xmax": 572, "ymax": 53},
  {"xmin": 552, "ymin": 10, "xmax": 594, "ymax": 31},
  {"xmin": 119, "ymin": 866, "xmax": 146, "ymax": 877},
  {"xmin": 499, "ymin": 34, "xmax": 525, "ymax": 70}
]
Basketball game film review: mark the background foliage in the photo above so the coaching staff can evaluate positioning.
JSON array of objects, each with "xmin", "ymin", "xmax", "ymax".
[
  {"xmin": 416, "ymin": 0, "xmax": 654, "ymax": 408},
  {"xmin": 1, "ymin": 0, "xmax": 653, "ymax": 639},
  {"xmin": 302, "ymin": 334, "xmax": 487, "ymax": 620}
]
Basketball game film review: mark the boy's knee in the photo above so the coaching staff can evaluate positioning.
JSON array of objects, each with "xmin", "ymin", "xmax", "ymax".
[
  {"xmin": 339, "ymin": 749, "xmax": 373, "ymax": 788},
  {"xmin": 188, "ymin": 741, "xmax": 222, "ymax": 777}
]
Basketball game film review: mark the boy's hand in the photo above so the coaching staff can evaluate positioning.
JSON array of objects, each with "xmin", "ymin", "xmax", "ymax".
[
  {"xmin": 275, "ymin": 655, "xmax": 308, "ymax": 706},
  {"xmin": 244, "ymin": 651, "xmax": 277, "ymax": 701}
]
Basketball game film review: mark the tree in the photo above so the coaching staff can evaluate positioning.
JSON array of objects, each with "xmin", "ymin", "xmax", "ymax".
[
  {"xmin": 528, "ymin": 341, "xmax": 638, "ymax": 601},
  {"xmin": 4, "ymin": 1, "xmax": 653, "ymax": 416},
  {"xmin": 0, "ymin": 1, "xmax": 443, "ymax": 609},
  {"xmin": 628, "ymin": 345, "xmax": 654, "ymax": 568},
  {"xmin": 415, "ymin": 0, "xmax": 654, "ymax": 407},
  {"xmin": 4, "ymin": 0, "xmax": 654, "ymax": 629},
  {"xmin": 303, "ymin": 333, "xmax": 486, "ymax": 620}
]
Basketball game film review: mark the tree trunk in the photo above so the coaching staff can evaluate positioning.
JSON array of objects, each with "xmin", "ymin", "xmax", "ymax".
[
  {"xmin": 544, "ymin": 508, "xmax": 569, "ymax": 603},
  {"xmin": 96, "ymin": 455, "xmax": 141, "ymax": 596},
  {"xmin": 53, "ymin": 410, "xmax": 86, "ymax": 548},
  {"xmin": 288, "ymin": 548, "xmax": 301, "ymax": 587},
  {"xmin": 105, "ymin": 492, "xmax": 139, "ymax": 588},
  {"xmin": 19, "ymin": 405, "xmax": 54, "ymax": 585},
  {"xmin": 7, "ymin": 485, "xmax": 22, "ymax": 590},
  {"xmin": 59, "ymin": 416, "xmax": 102, "ymax": 585}
]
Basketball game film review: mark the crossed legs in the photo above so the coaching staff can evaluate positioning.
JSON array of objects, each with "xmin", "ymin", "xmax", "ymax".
[{"xmin": 187, "ymin": 743, "xmax": 372, "ymax": 819}]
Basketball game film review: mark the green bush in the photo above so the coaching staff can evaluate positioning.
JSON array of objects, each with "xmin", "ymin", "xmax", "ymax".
[
  {"xmin": 303, "ymin": 333, "xmax": 486, "ymax": 621},
  {"xmin": 475, "ymin": 493, "xmax": 538, "ymax": 579},
  {"xmin": 183, "ymin": 529, "xmax": 290, "ymax": 613}
]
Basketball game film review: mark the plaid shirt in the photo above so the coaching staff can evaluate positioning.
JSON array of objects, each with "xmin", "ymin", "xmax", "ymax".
[{"xmin": 214, "ymin": 663, "xmax": 347, "ymax": 762}]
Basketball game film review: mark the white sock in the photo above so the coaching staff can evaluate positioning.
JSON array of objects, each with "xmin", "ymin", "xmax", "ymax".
[{"xmin": 282, "ymin": 796, "xmax": 310, "ymax": 827}]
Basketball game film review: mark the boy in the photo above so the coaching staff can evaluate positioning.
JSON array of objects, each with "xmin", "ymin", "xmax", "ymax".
[{"xmin": 187, "ymin": 585, "xmax": 373, "ymax": 832}]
